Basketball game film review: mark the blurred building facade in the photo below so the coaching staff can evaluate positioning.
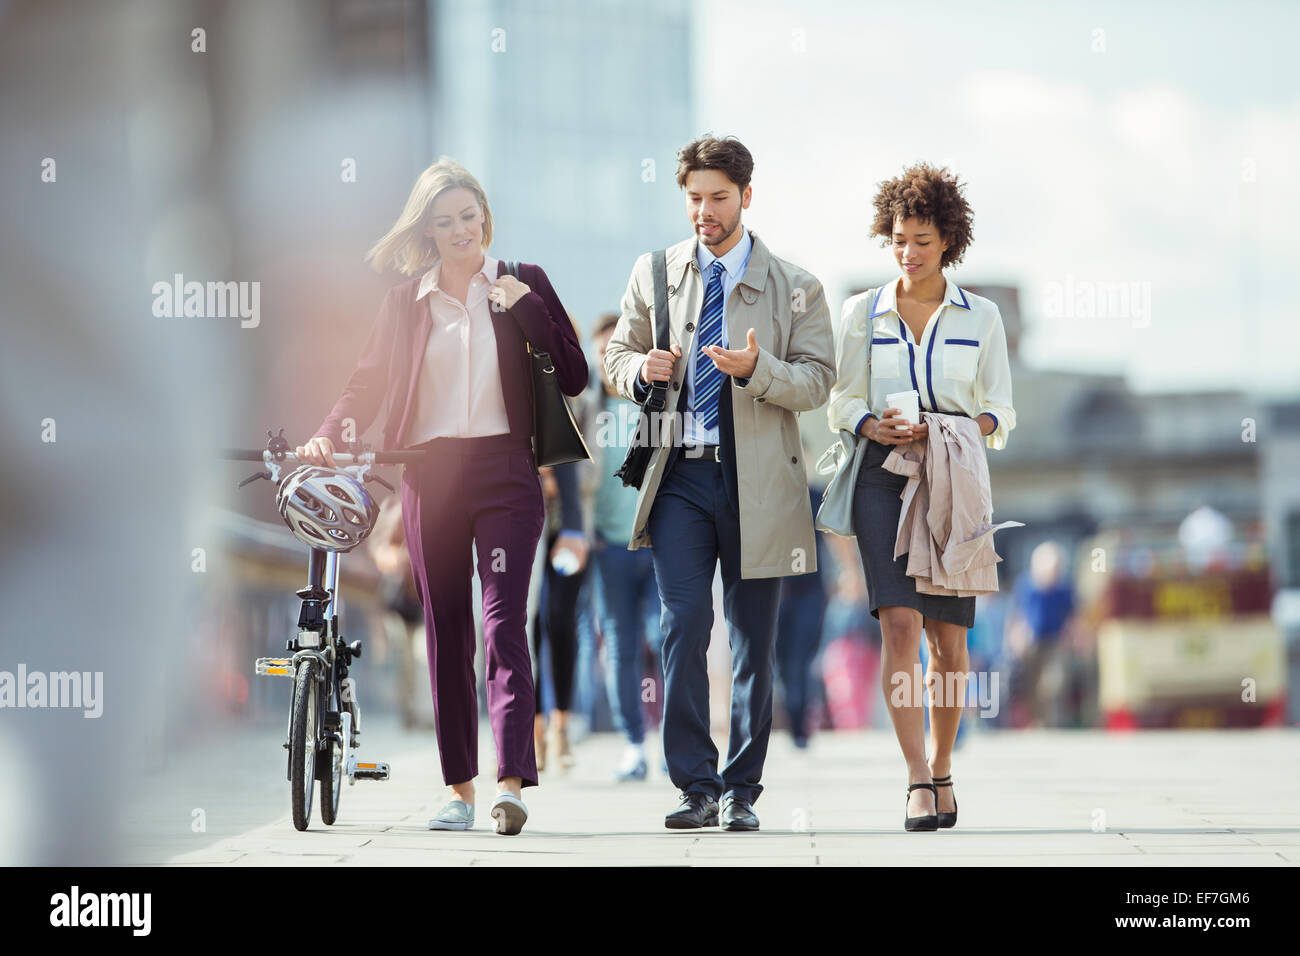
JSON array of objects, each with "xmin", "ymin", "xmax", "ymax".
[{"xmin": 429, "ymin": 0, "xmax": 695, "ymax": 333}]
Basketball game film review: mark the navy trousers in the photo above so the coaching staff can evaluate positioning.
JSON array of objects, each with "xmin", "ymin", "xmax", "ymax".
[{"xmin": 646, "ymin": 380, "xmax": 782, "ymax": 803}]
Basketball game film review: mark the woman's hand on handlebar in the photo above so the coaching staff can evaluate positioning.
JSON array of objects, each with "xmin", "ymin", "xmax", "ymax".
[{"xmin": 296, "ymin": 436, "xmax": 337, "ymax": 467}]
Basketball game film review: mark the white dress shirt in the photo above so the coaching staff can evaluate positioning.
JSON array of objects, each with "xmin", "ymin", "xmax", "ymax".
[
  {"xmin": 406, "ymin": 253, "xmax": 511, "ymax": 443},
  {"xmin": 827, "ymin": 274, "xmax": 1016, "ymax": 450},
  {"xmin": 680, "ymin": 226, "xmax": 754, "ymax": 446}
]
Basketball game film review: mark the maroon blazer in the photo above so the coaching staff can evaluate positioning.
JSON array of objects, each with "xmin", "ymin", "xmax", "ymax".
[{"xmin": 312, "ymin": 260, "xmax": 587, "ymax": 452}]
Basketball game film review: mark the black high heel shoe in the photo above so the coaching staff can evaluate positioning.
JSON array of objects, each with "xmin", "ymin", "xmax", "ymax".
[
  {"xmin": 933, "ymin": 774, "xmax": 957, "ymax": 828},
  {"xmin": 905, "ymin": 782, "xmax": 939, "ymax": 831}
]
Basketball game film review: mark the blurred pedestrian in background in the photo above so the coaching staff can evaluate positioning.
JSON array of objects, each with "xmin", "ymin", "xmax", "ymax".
[
  {"xmin": 965, "ymin": 587, "xmax": 1011, "ymax": 729},
  {"xmin": 366, "ymin": 494, "xmax": 431, "ymax": 730},
  {"xmin": 586, "ymin": 312, "xmax": 666, "ymax": 781},
  {"xmin": 532, "ymin": 453, "xmax": 590, "ymax": 772},
  {"xmin": 529, "ymin": 314, "xmax": 592, "ymax": 773},
  {"xmin": 776, "ymin": 477, "xmax": 831, "ymax": 749},
  {"xmin": 1005, "ymin": 541, "xmax": 1079, "ymax": 728},
  {"xmin": 565, "ymin": 320, "xmax": 613, "ymax": 748},
  {"xmin": 818, "ymin": 535, "xmax": 883, "ymax": 732}
]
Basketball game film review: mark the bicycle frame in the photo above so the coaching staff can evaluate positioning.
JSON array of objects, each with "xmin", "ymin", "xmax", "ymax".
[{"xmin": 286, "ymin": 548, "xmax": 342, "ymax": 778}]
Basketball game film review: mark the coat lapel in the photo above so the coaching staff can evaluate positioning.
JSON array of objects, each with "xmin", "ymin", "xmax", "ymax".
[{"xmin": 397, "ymin": 290, "xmax": 434, "ymax": 449}]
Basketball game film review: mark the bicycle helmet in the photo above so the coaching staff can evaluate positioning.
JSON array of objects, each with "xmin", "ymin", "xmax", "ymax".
[{"xmin": 275, "ymin": 466, "xmax": 379, "ymax": 553}]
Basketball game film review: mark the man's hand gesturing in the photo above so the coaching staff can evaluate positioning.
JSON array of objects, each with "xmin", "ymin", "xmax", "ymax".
[{"xmin": 702, "ymin": 327, "xmax": 759, "ymax": 379}]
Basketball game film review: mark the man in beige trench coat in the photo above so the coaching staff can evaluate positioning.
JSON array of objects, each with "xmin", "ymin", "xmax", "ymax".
[{"xmin": 603, "ymin": 136, "xmax": 835, "ymax": 831}]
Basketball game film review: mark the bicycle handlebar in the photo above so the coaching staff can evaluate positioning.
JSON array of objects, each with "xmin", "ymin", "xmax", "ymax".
[{"xmin": 217, "ymin": 448, "xmax": 428, "ymax": 465}]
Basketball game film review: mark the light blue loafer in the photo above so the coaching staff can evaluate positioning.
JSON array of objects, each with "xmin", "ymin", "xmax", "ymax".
[
  {"xmin": 490, "ymin": 792, "xmax": 528, "ymax": 835},
  {"xmin": 428, "ymin": 799, "xmax": 474, "ymax": 831}
]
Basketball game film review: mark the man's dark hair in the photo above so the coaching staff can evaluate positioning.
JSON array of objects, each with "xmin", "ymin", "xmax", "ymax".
[
  {"xmin": 592, "ymin": 311, "xmax": 620, "ymax": 339},
  {"xmin": 675, "ymin": 135, "xmax": 754, "ymax": 192}
]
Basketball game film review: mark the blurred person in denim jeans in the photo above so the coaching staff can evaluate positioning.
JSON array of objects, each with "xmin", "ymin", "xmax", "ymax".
[
  {"xmin": 775, "ymin": 478, "xmax": 830, "ymax": 748},
  {"xmin": 530, "ymin": 312, "xmax": 592, "ymax": 771},
  {"xmin": 531, "ymin": 458, "xmax": 589, "ymax": 771},
  {"xmin": 965, "ymin": 587, "xmax": 1010, "ymax": 729},
  {"xmin": 587, "ymin": 313, "xmax": 665, "ymax": 780},
  {"xmin": 1005, "ymin": 541, "xmax": 1077, "ymax": 727}
]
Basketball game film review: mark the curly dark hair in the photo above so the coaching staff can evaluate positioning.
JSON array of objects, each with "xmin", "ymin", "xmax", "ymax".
[
  {"xmin": 676, "ymin": 135, "xmax": 754, "ymax": 192},
  {"xmin": 870, "ymin": 163, "xmax": 974, "ymax": 269}
]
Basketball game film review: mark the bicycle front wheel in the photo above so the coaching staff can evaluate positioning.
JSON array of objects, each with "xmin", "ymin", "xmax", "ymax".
[
  {"xmin": 289, "ymin": 659, "xmax": 319, "ymax": 831},
  {"xmin": 319, "ymin": 675, "xmax": 342, "ymax": 825}
]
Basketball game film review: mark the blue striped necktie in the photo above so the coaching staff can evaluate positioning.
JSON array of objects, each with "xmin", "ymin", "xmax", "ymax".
[{"xmin": 694, "ymin": 260, "xmax": 727, "ymax": 431}]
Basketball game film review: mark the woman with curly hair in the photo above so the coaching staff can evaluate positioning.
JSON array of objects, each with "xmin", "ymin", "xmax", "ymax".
[{"xmin": 827, "ymin": 162, "xmax": 1015, "ymax": 831}]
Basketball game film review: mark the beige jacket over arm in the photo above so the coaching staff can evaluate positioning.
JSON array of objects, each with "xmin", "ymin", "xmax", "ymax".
[{"xmin": 882, "ymin": 412, "xmax": 1024, "ymax": 596}]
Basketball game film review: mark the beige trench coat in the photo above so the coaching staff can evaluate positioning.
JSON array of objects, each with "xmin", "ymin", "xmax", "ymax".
[{"xmin": 602, "ymin": 230, "xmax": 835, "ymax": 578}]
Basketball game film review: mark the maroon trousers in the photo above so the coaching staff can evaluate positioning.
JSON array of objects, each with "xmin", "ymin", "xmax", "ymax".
[{"xmin": 400, "ymin": 433, "xmax": 543, "ymax": 788}]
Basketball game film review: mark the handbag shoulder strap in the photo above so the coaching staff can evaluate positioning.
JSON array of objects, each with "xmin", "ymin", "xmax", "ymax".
[
  {"xmin": 865, "ymin": 282, "xmax": 884, "ymax": 381},
  {"xmin": 501, "ymin": 259, "xmax": 544, "ymax": 354},
  {"xmin": 867, "ymin": 284, "xmax": 884, "ymax": 343}
]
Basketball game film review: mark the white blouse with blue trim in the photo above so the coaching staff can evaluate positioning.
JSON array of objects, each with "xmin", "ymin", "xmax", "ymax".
[{"xmin": 827, "ymin": 274, "xmax": 1016, "ymax": 450}]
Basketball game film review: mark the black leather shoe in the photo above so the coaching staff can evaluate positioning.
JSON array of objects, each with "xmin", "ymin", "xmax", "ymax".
[
  {"xmin": 719, "ymin": 795, "xmax": 759, "ymax": 831},
  {"xmin": 664, "ymin": 791, "xmax": 719, "ymax": 829}
]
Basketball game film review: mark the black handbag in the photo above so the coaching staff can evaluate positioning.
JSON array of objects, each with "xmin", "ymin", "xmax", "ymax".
[
  {"xmin": 614, "ymin": 248, "xmax": 671, "ymax": 488},
  {"xmin": 502, "ymin": 260, "xmax": 591, "ymax": 467}
]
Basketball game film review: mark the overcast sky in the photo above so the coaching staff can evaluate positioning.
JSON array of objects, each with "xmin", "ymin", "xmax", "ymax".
[{"xmin": 694, "ymin": 0, "xmax": 1299, "ymax": 396}]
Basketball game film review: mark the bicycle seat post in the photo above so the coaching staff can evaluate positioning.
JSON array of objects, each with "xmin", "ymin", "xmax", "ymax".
[
  {"xmin": 325, "ymin": 550, "xmax": 341, "ymax": 620},
  {"xmin": 294, "ymin": 548, "xmax": 331, "ymax": 650}
]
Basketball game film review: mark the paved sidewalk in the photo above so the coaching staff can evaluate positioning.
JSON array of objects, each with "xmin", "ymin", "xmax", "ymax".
[{"xmin": 119, "ymin": 719, "xmax": 1300, "ymax": 866}]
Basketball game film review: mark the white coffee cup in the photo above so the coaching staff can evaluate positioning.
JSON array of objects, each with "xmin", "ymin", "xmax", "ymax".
[
  {"xmin": 885, "ymin": 389, "xmax": 921, "ymax": 434},
  {"xmin": 551, "ymin": 545, "xmax": 581, "ymax": 577}
]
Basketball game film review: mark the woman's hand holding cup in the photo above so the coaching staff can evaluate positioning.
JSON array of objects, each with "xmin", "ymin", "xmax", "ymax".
[{"xmin": 862, "ymin": 408, "xmax": 928, "ymax": 445}]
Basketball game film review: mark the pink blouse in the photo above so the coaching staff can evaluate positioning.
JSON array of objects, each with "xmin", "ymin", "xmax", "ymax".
[{"xmin": 405, "ymin": 254, "xmax": 511, "ymax": 443}]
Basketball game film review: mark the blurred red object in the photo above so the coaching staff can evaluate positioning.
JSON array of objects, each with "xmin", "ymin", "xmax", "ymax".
[
  {"xmin": 215, "ymin": 666, "xmax": 250, "ymax": 710},
  {"xmin": 1104, "ymin": 707, "xmax": 1138, "ymax": 731},
  {"xmin": 821, "ymin": 635, "xmax": 876, "ymax": 730}
]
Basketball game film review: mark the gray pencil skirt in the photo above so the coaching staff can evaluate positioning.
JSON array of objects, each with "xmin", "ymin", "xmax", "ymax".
[{"xmin": 851, "ymin": 437, "xmax": 976, "ymax": 629}]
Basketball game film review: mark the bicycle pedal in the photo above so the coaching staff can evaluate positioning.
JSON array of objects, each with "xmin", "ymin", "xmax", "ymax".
[
  {"xmin": 255, "ymin": 657, "xmax": 293, "ymax": 677},
  {"xmin": 351, "ymin": 760, "xmax": 390, "ymax": 781}
]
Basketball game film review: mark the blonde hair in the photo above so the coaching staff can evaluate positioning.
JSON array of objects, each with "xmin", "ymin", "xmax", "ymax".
[{"xmin": 364, "ymin": 157, "xmax": 494, "ymax": 275}]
